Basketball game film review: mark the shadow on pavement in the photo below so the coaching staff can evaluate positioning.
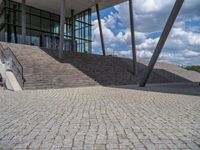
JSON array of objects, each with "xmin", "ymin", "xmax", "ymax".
[{"xmin": 112, "ymin": 83, "xmax": 200, "ymax": 97}]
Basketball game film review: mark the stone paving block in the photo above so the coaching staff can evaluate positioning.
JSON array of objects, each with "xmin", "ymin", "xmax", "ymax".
[{"xmin": 0, "ymin": 86, "xmax": 200, "ymax": 149}]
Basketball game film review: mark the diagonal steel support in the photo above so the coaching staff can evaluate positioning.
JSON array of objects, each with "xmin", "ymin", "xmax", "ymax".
[
  {"xmin": 129, "ymin": 0, "xmax": 137, "ymax": 75},
  {"xmin": 139, "ymin": 0, "xmax": 184, "ymax": 87},
  {"xmin": 96, "ymin": 4, "xmax": 106, "ymax": 56}
]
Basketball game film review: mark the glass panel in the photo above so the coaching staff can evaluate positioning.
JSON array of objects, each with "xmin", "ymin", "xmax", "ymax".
[
  {"xmin": 5, "ymin": 0, "xmax": 9, "ymax": 7},
  {"xmin": 41, "ymin": 18, "xmax": 50, "ymax": 32},
  {"xmin": 51, "ymin": 21, "xmax": 59, "ymax": 34},
  {"xmin": 31, "ymin": 15, "xmax": 40, "ymax": 30},
  {"xmin": 26, "ymin": 6, "xmax": 30, "ymax": 13},
  {"xmin": 30, "ymin": 7, "xmax": 40, "ymax": 15},
  {"xmin": 2, "ymin": 1, "xmax": 92, "ymax": 52},
  {"xmin": 41, "ymin": 11, "xmax": 50, "ymax": 18},
  {"xmin": 31, "ymin": 30, "xmax": 41, "ymax": 46},
  {"xmin": 51, "ymin": 14, "xmax": 59, "ymax": 22},
  {"xmin": 26, "ymin": 13, "xmax": 31, "ymax": 28},
  {"xmin": 26, "ymin": 29, "xmax": 31, "ymax": 45},
  {"xmin": 16, "ymin": 27, "xmax": 22, "ymax": 43},
  {"xmin": 10, "ymin": 1, "xmax": 18, "ymax": 9}
]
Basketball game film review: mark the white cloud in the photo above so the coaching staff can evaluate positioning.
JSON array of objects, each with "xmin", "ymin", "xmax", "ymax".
[
  {"xmin": 137, "ymin": 38, "xmax": 158, "ymax": 51},
  {"xmin": 137, "ymin": 50, "xmax": 153, "ymax": 59},
  {"xmin": 92, "ymin": 0, "xmax": 200, "ymax": 65},
  {"xmin": 171, "ymin": 28, "xmax": 200, "ymax": 46},
  {"xmin": 183, "ymin": 50, "xmax": 200, "ymax": 58},
  {"xmin": 103, "ymin": 12, "xmax": 117, "ymax": 29},
  {"xmin": 92, "ymin": 19, "xmax": 116, "ymax": 47},
  {"xmin": 134, "ymin": 0, "xmax": 171, "ymax": 13}
]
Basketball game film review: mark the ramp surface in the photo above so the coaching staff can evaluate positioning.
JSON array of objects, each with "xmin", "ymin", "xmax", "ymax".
[{"xmin": 1, "ymin": 42, "xmax": 199, "ymax": 90}]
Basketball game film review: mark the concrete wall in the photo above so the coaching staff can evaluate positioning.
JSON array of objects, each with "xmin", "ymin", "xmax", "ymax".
[{"xmin": 0, "ymin": 60, "xmax": 22, "ymax": 91}]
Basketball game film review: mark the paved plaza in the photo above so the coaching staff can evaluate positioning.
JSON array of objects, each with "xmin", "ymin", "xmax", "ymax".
[{"xmin": 0, "ymin": 84, "xmax": 200, "ymax": 150}]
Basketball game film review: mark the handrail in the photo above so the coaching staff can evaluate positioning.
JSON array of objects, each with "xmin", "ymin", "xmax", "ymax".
[
  {"xmin": 5, "ymin": 47, "xmax": 25, "ymax": 88},
  {"xmin": 0, "ymin": 43, "xmax": 25, "ymax": 88},
  {"xmin": 5, "ymin": 47, "xmax": 23, "ymax": 74},
  {"xmin": 0, "ymin": 44, "xmax": 6, "ymax": 63}
]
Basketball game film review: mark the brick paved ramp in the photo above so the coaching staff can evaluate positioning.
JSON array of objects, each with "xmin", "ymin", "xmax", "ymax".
[
  {"xmin": 0, "ymin": 85, "xmax": 200, "ymax": 150},
  {"xmin": 1, "ymin": 42, "xmax": 200, "ymax": 90}
]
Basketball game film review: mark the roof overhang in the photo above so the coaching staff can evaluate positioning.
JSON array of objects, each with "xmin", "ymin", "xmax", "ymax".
[{"xmin": 12, "ymin": 0, "xmax": 128, "ymax": 17}]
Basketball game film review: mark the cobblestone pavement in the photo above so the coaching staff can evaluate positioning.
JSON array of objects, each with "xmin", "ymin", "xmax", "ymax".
[{"xmin": 0, "ymin": 86, "xmax": 200, "ymax": 150}]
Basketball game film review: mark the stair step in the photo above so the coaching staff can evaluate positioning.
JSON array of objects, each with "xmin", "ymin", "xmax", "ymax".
[{"xmin": 2, "ymin": 41, "xmax": 197, "ymax": 90}]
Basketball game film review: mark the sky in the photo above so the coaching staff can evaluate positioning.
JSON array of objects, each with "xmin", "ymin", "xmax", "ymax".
[{"xmin": 91, "ymin": 0, "xmax": 200, "ymax": 66}]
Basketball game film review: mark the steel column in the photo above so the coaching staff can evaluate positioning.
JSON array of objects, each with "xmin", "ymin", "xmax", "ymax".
[
  {"xmin": 7, "ymin": 0, "xmax": 11, "ymax": 42},
  {"xmin": 22, "ymin": 0, "xmax": 26, "ymax": 44},
  {"xmin": 71, "ymin": 9, "xmax": 75, "ymax": 52},
  {"xmin": 59, "ymin": 0, "xmax": 66, "ymax": 59},
  {"xmin": 13, "ymin": 4, "xmax": 18, "ymax": 43},
  {"xmin": 96, "ymin": 4, "xmax": 106, "ymax": 56},
  {"xmin": 139, "ymin": 0, "xmax": 184, "ymax": 87},
  {"xmin": 129, "ymin": 0, "xmax": 137, "ymax": 75}
]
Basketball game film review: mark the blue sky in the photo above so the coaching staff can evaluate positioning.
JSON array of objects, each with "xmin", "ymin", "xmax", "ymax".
[{"xmin": 91, "ymin": 0, "xmax": 200, "ymax": 66}]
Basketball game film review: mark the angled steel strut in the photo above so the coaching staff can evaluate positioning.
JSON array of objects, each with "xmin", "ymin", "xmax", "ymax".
[
  {"xmin": 96, "ymin": 4, "xmax": 106, "ymax": 56},
  {"xmin": 129, "ymin": 0, "xmax": 137, "ymax": 75},
  {"xmin": 140, "ymin": 0, "xmax": 184, "ymax": 87}
]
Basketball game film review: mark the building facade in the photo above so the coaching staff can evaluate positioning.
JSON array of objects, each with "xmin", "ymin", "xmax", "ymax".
[
  {"xmin": 0, "ymin": 0, "xmax": 184, "ymax": 87},
  {"xmin": 0, "ymin": 0, "xmax": 92, "ymax": 53}
]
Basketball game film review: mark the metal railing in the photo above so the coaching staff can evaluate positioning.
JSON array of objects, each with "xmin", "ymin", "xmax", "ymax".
[
  {"xmin": 0, "ymin": 44, "xmax": 6, "ymax": 63},
  {"xmin": 0, "ymin": 43, "xmax": 25, "ymax": 88}
]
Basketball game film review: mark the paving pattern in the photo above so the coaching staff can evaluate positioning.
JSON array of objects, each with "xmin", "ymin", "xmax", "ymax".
[{"xmin": 0, "ymin": 85, "xmax": 200, "ymax": 150}]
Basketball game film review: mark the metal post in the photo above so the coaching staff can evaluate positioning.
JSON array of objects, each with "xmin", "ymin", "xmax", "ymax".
[
  {"xmin": 96, "ymin": 4, "xmax": 106, "ymax": 56},
  {"xmin": 71, "ymin": 9, "xmax": 75, "ymax": 52},
  {"xmin": 129, "ymin": 0, "xmax": 137, "ymax": 75},
  {"xmin": 22, "ymin": 0, "xmax": 26, "ymax": 44},
  {"xmin": 13, "ymin": 4, "xmax": 18, "ymax": 43},
  {"xmin": 7, "ymin": 0, "xmax": 11, "ymax": 42},
  {"xmin": 139, "ymin": 0, "xmax": 184, "ymax": 87},
  {"xmin": 59, "ymin": 0, "xmax": 66, "ymax": 59}
]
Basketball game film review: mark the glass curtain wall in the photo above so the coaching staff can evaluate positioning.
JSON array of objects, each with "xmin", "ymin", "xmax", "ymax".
[
  {"xmin": 0, "ymin": 1, "xmax": 5, "ymax": 41},
  {"xmin": 0, "ymin": 0, "xmax": 92, "ymax": 53},
  {"xmin": 75, "ymin": 10, "xmax": 92, "ymax": 53}
]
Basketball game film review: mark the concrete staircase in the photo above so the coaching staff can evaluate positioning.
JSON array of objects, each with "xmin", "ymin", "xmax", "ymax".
[
  {"xmin": 1, "ymin": 42, "xmax": 199, "ymax": 90},
  {"xmin": 1, "ymin": 43, "xmax": 98, "ymax": 90}
]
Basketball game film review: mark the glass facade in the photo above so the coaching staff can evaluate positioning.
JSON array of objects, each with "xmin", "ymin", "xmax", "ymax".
[{"xmin": 0, "ymin": 0, "xmax": 92, "ymax": 53}]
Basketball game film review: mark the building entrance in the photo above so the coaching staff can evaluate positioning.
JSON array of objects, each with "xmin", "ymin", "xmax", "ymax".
[{"xmin": 0, "ymin": 0, "xmax": 92, "ymax": 53}]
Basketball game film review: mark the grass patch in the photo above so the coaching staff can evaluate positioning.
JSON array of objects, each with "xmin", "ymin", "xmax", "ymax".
[{"xmin": 185, "ymin": 65, "xmax": 200, "ymax": 73}]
